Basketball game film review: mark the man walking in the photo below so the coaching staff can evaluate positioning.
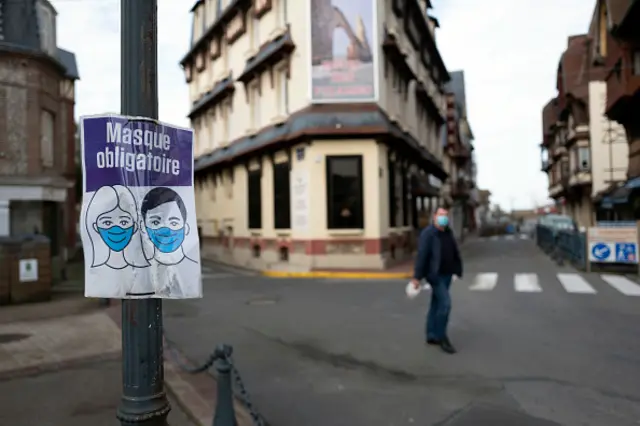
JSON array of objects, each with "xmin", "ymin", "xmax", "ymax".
[{"xmin": 411, "ymin": 207, "xmax": 462, "ymax": 354}]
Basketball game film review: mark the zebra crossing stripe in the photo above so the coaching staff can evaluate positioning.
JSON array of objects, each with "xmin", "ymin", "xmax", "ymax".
[
  {"xmin": 514, "ymin": 273, "xmax": 542, "ymax": 292},
  {"xmin": 600, "ymin": 274, "xmax": 640, "ymax": 296},
  {"xmin": 557, "ymin": 273, "xmax": 597, "ymax": 294},
  {"xmin": 469, "ymin": 273, "xmax": 498, "ymax": 291}
]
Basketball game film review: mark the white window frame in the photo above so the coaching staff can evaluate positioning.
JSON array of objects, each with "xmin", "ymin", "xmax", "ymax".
[
  {"xmin": 577, "ymin": 146, "xmax": 590, "ymax": 171},
  {"xmin": 210, "ymin": 112, "xmax": 216, "ymax": 151},
  {"xmin": 251, "ymin": 83, "xmax": 261, "ymax": 129},
  {"xmin": 252, "ymin": 15, "xmax": 260, "ymax": 50},
  {"xmin": 276, "ymin": 0, "xmax": 287, "ymax": 27},
  {"xmin": 277, "ymin": 68, "xmax": 288, "ymax": 115}
]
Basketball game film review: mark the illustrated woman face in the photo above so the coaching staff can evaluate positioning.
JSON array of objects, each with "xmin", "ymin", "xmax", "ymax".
[
  {"xmin": 93, "ymin": 206, "xmax": 136, "ymax": 252},
  {"xmin": 144, "ymin": 201, "xmax": 187, "ymax": 253}
]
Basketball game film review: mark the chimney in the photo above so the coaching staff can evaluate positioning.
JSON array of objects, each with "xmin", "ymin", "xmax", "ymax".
[{"xmin": 427, "ymin": 16, "xmax": 440, "ymax": 40}]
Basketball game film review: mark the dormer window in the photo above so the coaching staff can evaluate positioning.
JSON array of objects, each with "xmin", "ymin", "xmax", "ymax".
[
  {"xmin": 36, "ymin": 0, "xmax": 56, "ymax": 56},
  {"xmin": 597, "ymin": 2, "xmax": 608, "ymax": 57}
]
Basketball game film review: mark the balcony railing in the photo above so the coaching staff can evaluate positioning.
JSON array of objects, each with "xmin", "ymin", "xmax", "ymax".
[
  {"xmin": 606, "ymin": 55, "xmax": 640, "ymax": 119},
  {"xmin": 450, "ymin": 180, "xmax": 471, "ymax": 198}
]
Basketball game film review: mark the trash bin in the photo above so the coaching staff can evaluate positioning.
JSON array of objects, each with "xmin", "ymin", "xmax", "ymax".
[{"xmin": 0, "ymin": 234, "xmax": 52, "ymax": 305}]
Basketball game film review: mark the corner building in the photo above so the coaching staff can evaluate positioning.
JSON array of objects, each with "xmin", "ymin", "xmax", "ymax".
[{"xmin": 182, "ymin": 0, "xmax": 448, "ymax": 270}]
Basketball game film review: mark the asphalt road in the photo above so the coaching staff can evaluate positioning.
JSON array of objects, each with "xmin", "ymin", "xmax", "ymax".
[{"xmin": 164, "ymin": 237, "xmax": 640, "ymax": 426}]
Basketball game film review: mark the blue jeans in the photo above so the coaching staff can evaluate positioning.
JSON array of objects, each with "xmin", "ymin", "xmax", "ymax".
[{"xmin": 426, "ymin": 274, "xmax": 453, "ymax": 341}]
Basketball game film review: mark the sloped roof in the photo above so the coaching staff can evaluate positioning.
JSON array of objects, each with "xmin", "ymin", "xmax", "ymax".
[
  {"xmin": 0, "ymin": 0, "xmax": 79, "ymax": 80},
  {"xmin": 542, "ymin": 97, "xmax": 559, "ymax": 135}
]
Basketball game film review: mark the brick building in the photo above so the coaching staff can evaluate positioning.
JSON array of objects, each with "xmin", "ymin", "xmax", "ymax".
[
  {"xmin": 0, "ymin": 0, "xmax": 80, "ymax": 267},
  {"xmin": 539, "ymin": 0, "xmax": 633, "ymax": 225}
]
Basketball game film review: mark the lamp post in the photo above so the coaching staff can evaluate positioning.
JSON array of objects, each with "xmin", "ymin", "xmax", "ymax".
[{"xmin": 116, "ymin": 1, "xmax": 170, "ymax": 424}]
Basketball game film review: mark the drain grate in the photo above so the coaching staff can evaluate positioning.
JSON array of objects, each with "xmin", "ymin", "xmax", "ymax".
[{"xmin": 0, "ymin": 333, "xmax": 31, "ymax": 344}]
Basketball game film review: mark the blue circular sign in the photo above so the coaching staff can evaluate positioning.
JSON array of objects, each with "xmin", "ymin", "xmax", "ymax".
[{"xmin": 591, "ymin": 243, "xmax": 611, "ymax": 261}]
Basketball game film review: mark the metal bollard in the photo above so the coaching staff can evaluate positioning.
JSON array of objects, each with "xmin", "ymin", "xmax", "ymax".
[{"xmin": 213, "ymin": 345, "xmax": 237, "ymax": 426}]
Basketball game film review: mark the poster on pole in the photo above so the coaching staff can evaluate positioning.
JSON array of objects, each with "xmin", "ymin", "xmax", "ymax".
[
  {"xmin": 309, "ymin": 0, "xmax": 377, "ymax": 102},
  {"xmin": 79, "ymin": 114, "xmax": 202, "ymax": 299}
]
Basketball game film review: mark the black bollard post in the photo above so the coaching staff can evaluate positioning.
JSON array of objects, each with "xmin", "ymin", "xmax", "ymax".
[
  {"xmin": 116, "ymin": 1, "xmax": 170, "ymax": 425},
  {"xmin": 213, "ymin": 345, "xmax": 237, "ymax": 426}
]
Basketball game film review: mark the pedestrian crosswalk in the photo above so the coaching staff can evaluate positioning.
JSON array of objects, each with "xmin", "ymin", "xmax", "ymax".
[
  {"xmin": 479, "ymin": 234, "xmax": 530, "ymax": 241},
  {"xmin": 465, "ymin": 272, "xmax": 640, "ymax": 297}
]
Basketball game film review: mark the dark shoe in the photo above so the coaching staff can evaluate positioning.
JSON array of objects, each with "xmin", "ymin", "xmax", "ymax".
[
  {"xmin": 426, "ymin": 338, "xmax": 440, "ymax": 345},
  {"xmin": 440, "ymin": 339, "xmax": 457, "ymax": 354}
]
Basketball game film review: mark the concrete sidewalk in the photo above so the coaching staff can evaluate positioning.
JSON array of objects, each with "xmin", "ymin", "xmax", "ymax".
[
  {"xmin": 0, "ymin": 296, "xmax": 253, "ymax": 426},
  {"xmin": 0, "ymin": 359, "xmax": 196, "ymax": 426}
]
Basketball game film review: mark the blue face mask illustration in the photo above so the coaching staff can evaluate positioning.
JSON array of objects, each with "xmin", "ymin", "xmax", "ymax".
[
  {"xmin": 436, "ymin": 215, "xmax": 449, "ymax": 227},
  {"xmin": 146, "ymin": 227, "xmax": 185, "ymax": 253},
  {"xmin": 97, "ymin": 226, "xmax": 134, "ymax": 252}
]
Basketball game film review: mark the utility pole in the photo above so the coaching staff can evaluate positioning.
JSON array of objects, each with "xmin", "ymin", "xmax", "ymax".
[{"xmin": 117, "ymin": 1, "xmax": 170, "ymax": 425}]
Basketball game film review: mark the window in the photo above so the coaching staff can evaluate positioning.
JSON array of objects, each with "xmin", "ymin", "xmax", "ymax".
[
  {"xmin": 247, "ymin": 169, "xmax": 262, "ymax": 229},
  {"xmin": 578, "ymin": 146, "xmax": 590, "ymax": 171},
  {"xmin": 37, "ymin": 2, "xmax": 56, "ymax": 56},
  {"xmin": 223, "ymin": 99, "xmax": 232, "ymax": 141},
  {"xmin": 40, "ymin": 110, "xmax": 54, "ymax": 167},
  {"xmin": 598, "ymin": 3, "xmax": 608, "ymax": 57},
  {"xmin": 388, "ymin": 157, "xmax": 397, "ymax": 227},
  {"xmin": 252, "ymin": 15, "xmax": 260, "ymax": 50},
  {"xmin": 326, "ymin": 156, "xmax": 364, "ymax": 229},
  {"xmin": 273, "ymin": 162, "xmax": 291, "ymax": 229},
  {"xmin": 402, "ymin": 171, "xmax": 409, "ymax": 226},
  {"xmin": 250, "ymin": 84, "xmax": 261, "ymax": 129},
  {"xmin": 277, "ymin": 0, "xmax": 287, "ymax": 26},
  {"xmin": 209, "ymin": 113, "xmax": 216, "ymax": 150},
  {"xmin": 277, "ymin": 69, "xmax": 289, "ymax": 115},
  {"xmin": 633, "ymin": 50, "xmax": 640, "ymax": 76}
]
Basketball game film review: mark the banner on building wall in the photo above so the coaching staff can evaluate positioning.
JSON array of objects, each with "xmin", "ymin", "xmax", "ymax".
[
  {"xmin": 79, "ymin": 114, "xmax": 202, "ymax": 299},
  {"xmin": 309, "ymin": 0, "xmax": 378, "ymax": 102},
  {"xmin": 291, "ymin": 170, "xmax": 310, "ymax": 231}
]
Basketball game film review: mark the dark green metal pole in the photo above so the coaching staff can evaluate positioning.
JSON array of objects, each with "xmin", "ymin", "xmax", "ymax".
[{"xmin": 117, "ymin": 1, "xmax": 170, "ymax": 425}]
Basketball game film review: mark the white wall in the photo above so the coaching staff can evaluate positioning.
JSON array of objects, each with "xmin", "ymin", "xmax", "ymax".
[{"xmin": 589, "ymin": 81, "xmax": 628, "ymax": 196}]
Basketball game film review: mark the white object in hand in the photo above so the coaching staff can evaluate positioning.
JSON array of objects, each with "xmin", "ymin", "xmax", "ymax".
[{"xmin": 405, "ymin": 280, "xmax": 431, "ymax": 299}]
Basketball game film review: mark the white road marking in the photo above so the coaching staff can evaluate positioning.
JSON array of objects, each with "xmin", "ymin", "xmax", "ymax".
[
  {"xmin": 490, "ymin": 235, "xmax": 499, "ymax": 241},
  {"xmin": 557, "ymin": 273, "xmax": 597, "ymax": 294},
  {"xmin": 601, "ymin": 274, "xmax": 640, "ymax": 296},
  {"xmin": 469, "ymin": 273, "xmax": 498, "ymax": 291},
  {"xmin": 519, "ymin": 234, "xmax": 529, "ymax": 240},
  {"xmin": 514, "ymin": 273, "xmax": 542, "ymax": 292},
  {"xmin": 505, "ymin": 235, "xmax": 515, "ymax": 240}
]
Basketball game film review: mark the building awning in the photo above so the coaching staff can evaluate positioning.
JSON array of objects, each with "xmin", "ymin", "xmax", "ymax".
[
  {"xmin": 625, "ymin": 176, "xmax": 640, "ymax": 189},
  {"xmin": 600, "ymin": 186, "xmax": 632, "ymax": 208}
]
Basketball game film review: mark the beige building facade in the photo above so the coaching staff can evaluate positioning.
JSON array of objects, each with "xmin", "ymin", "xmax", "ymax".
[{"xmin": 181, "ymin": 0, "xmax": 449, "ymax": 270}]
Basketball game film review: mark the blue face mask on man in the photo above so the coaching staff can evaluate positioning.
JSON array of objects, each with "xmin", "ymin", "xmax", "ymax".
[
  {"xmin": 146, "ymin": 226, "xmax": 186, "ymax": 253},
  {"xmin": 97, "ymin": 226, "xmax": 134, "ymax": 252},
  {"xmin": 436, "ymin": 215, "xmax": 449, "ymax": 227}
]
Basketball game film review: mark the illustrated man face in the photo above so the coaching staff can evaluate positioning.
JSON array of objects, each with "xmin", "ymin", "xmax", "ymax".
[
  {"xmin": 140, "ymin": 188, "xmax": 190, "ymax": 254},
  {"xmin": 93, "ymin": 207, "xmax": 136, "ymax": 252},
  {"xmin": 145, "ymin": 201, "xmax": 185, "ymax": 231}
]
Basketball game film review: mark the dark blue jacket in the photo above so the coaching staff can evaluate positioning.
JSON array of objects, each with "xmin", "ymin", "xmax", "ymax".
[{"xmin": 413, "ymin": 225, "xmax": 463, "ymax": 284}]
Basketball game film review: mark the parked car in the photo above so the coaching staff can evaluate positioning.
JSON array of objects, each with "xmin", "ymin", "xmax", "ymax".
[{"xmin": 538, "ymin": 214, "xmax": 578, "ymax": 234}]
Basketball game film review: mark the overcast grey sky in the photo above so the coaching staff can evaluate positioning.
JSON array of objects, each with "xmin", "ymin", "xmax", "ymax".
[{"xmin": 53, "ymin": 0, "xmax": 596, "ymax": 210}]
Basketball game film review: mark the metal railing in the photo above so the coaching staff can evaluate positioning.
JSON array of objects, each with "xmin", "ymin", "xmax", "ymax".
[
  {"xmin": 164, "ymin": 337, "xmax": 265, "ymax": 426},
  {"xmin": 536, "ymin": 225, "xmax": 586, "ymax": 269}
]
